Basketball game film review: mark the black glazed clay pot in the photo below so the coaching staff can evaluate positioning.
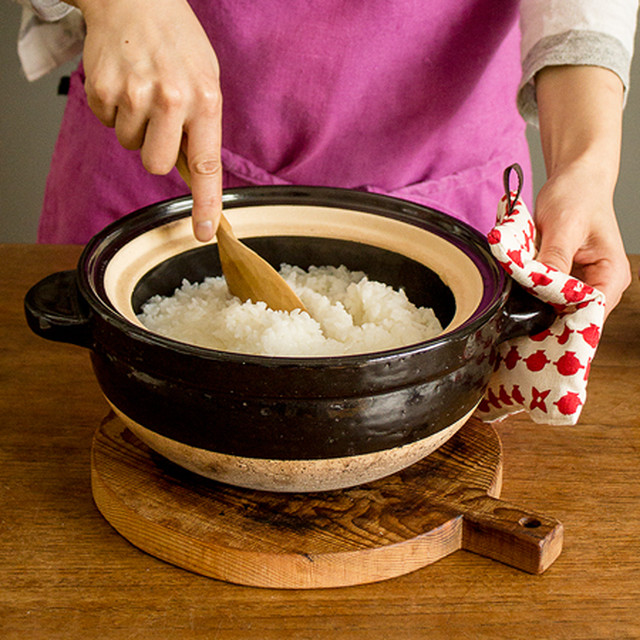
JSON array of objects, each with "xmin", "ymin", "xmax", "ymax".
[{"xmin": 25, "ymin": 186, "xmax": 553, "ymax": 491}]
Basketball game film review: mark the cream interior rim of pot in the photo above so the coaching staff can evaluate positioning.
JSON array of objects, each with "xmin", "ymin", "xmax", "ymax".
[{"xmin": 103, "ymin": 204, "xmax": 484, "ymax": 336}]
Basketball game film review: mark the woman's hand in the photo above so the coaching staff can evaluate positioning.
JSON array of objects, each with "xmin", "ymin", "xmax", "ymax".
[
  {"xmin": 534, "ymin": 162, "xmax": 631, "ymax": 315},
  {"xmin": 535, "ymin": 65, "xmax": 631, "ymax": 317},
  {"xmin": 71, "ymin": 0, "xmax": 222, "ymax": 241}
]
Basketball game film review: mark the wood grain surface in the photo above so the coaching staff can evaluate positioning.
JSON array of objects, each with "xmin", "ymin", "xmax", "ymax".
[
  {"xmin": 1, "ymin": 245, "xmax": 639, "ymax": 639},
  {"xmin": 91, "ymin": 413, "xmax": 561, "ymax": 587}
]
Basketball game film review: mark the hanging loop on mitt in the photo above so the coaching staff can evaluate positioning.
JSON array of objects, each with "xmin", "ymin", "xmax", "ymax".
[{"xmin": 503, "ymin": 163, "xmax": 523, "ymax": 215}]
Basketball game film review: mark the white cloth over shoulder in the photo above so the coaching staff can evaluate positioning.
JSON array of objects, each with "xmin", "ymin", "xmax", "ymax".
[
  {"xmin": 518, "ymin": 0, "xmax": 639, "ymax": 124},
  {"xmin": 14, "ymin": 0, "xmax": 84, "ymax": 81},
  {"xmin": 15, "ymin": 0, "xmax": 73, "ymax": 21}
]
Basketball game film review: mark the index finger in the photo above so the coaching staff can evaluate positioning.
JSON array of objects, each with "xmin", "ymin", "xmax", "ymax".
[{"xmin": 183, "ymin": 118, "xmax": 223, "ymax": 243}]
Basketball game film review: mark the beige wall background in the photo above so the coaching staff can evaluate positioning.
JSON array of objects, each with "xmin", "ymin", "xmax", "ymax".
[{"xmin": 1, "ymin": 2, "xmax": 638, "ymax": 249}]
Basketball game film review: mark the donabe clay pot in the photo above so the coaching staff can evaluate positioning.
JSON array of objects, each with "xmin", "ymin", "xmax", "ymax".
[{"xmin": 25, "ymin": 186, "xmax": 553, "ymax": 491}]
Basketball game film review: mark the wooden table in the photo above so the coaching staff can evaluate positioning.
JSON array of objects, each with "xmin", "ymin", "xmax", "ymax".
[{"xmin": 1, "ymin": 244, "xmax": 639, "ymax": 639}]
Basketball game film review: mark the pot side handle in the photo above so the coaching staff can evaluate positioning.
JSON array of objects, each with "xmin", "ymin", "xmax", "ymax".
[
  {"xmin": 24, "ymin": 270, "xmax": 92, "ymax": 348},
  {"xmin": 499, "ymin": 281, "xmax": 556, "ymax": 343}
]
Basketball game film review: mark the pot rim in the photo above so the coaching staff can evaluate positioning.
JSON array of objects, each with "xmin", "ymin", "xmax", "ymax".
[{"xmin": 78, "ymin": 185, "xmax": 510, "ymax": 366}]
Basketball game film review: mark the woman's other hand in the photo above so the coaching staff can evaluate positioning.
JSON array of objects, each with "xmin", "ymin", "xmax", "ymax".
[{"xmin": 535, "ymin": 65, "xmax": 632, "ymax": 317}]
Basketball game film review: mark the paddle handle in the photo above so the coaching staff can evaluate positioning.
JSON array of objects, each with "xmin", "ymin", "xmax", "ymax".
[{"xmin": 175, "ymin": 151, "xmax": 306, "ymax": 312}]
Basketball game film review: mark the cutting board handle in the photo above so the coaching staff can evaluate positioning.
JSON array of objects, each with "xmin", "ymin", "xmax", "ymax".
[{"xmin": 454, "ymin": 490, "xmax": 563, "ymax": 574}]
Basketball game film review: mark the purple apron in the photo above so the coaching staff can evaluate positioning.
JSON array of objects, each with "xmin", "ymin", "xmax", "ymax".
[{"xmin": 38, "ymin": 0, "xmax": 531, "ymax": 244}]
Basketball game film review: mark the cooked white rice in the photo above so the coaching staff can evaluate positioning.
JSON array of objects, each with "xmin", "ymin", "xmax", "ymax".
[{"xmin": 137, "ymin": 264, "xmax": 442, "ymax": 356}]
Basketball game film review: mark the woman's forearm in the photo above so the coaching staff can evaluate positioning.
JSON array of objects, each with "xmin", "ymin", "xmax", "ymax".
[
  {"xmin": 532, "ymin": 64, "xmax": 630, "ymax": 314},
  {"xmin": 535, "ymin": 65, "xmax": 624, "ymax": 192}
]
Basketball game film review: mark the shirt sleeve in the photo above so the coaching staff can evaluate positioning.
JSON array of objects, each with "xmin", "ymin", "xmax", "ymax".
[
  {"xmin": 518, "ymin": 0, "xmax": 640, "ymax": 125},
  {"xmin": 15, "ymin": 0, "xmax": 74, "ymax": 22},
  {"xmin": 15, "ymin": 1, "xmax": 85, "ymax": 81}
]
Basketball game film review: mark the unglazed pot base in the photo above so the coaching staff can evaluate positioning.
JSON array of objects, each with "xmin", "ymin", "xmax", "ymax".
[{"xmin": 108, "ymin": 402, "xmax": 478, "ymax": 492}]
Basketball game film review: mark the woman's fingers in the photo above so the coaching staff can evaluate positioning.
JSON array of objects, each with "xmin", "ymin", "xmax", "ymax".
[
  {"xmin": 85, "ymin": 77, "xmax": 118, "ymax": 127},
  {"xmin": 115, "ymin": 106, "xmax": 150, "ymax": 151},
  {"xmin": 78, "ymin": 0, "xmax": 223, "ymax": 240},
  {"xmin": 535, "ymin": 211, "xmax": 582, "ymax": 276},
  {"xmin": 537, "ymin": 218, "xmax": 630, "ymax": 316},
  {"xmin": 183, "ymin": 112, "xmax": 223, "ymax": 242},
  {"xmin": 535, "ymin": 174, "xmax": 631, "ymax": 317},
  {"xmin": 139, "ymin": 87, "xmax": 186, "ymax": 175},
  {"xmin": 578, "ymin": 256, "xmax": 631, "ymax": 314}
]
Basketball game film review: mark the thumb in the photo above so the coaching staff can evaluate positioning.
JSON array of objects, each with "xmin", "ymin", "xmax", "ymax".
[{"xmin": 536, "ymin": 226, "xmax": 579, "ymax": 275}]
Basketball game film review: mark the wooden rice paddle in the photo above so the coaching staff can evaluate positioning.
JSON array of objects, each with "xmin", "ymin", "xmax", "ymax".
[{"xmin": 176, "ymin": 152, "xmax": 306, "ymax": 313}]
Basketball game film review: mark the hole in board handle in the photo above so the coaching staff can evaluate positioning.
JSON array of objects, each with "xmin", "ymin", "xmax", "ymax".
[{"xmin": 518, "ymin": 516, "xmax": 542, "ymax": 529}]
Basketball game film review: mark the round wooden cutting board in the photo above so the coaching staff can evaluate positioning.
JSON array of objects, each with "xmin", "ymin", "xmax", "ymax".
[{"xmin": 90, "ymin": 413, "xmax": 563, "ymax": 588}]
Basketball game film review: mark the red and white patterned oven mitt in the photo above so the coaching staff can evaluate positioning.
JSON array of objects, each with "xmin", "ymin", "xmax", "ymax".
[{"xmin": 477, "ymin": 164, "xmax": 606, "ymax": 425}]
